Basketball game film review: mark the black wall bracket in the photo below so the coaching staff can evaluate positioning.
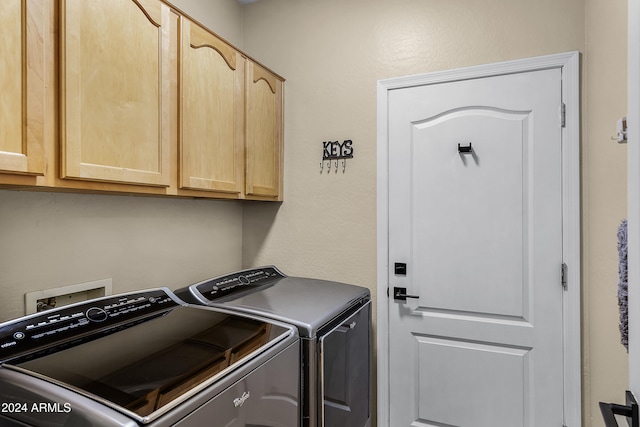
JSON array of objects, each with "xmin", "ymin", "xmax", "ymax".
[
  {"xmin": 458, "ymin": 142, "xmax": 473, "ymax": 153},
  {"xmin": 599, "ymin": 391, "xmax": 639, "ymax": 427}
]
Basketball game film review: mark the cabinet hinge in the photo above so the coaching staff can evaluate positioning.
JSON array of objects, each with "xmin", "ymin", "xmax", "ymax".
[
  {"xmin": 562, "ymin": 262, "xmax": 568, "ymax": 290},
  {"xmin": 559, "ymin": 103, "xmax": 566, "ymax": 128}
]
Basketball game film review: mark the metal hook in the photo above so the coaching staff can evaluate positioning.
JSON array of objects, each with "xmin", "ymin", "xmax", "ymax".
[
  {"xmin": 343, "ymin": 159, "xmax": 346, "ymax": 173},
  {"xmin": 458, "ymin": 142, "xmax": 473, "ymax": 153},
  {"xmin": 320, "ymin": 161, "xmax": 324, "ymax": 173},
  {"xmin": 335, "ymin": 160, "xmax": 339, "ymax": 173}
]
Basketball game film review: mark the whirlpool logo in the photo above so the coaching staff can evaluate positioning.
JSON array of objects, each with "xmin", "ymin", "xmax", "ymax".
[{"xmin": 233, "ymin": 391, "xmax": 250, "ymax": 408}]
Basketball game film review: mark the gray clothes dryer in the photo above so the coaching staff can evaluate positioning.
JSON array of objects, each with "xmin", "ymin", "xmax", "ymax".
[{"xmin": 174, "ymin": 266, "xmax": 372, "ymax": 427}]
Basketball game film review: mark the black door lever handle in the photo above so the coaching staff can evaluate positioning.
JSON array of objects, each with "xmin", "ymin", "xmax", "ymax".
[{"xmin": 393, "ymin": 287, "xmax": 419, "ymax": 301}]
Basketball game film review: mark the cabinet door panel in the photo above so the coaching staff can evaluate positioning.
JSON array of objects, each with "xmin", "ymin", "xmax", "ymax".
[
  {"xmin": 61, "ymin": 0, "xmax": 170, "ymax": 186},
  {"xmin": 0, "ymin": 0, "xmax": 45, "ymax": 175},
  {"xmin": 180, "ymin": 20, "xmax": 244, "ymax": 194},
  {"xmin": 245, "ymin": 61, "xmax": 283, "ymax": 200}
]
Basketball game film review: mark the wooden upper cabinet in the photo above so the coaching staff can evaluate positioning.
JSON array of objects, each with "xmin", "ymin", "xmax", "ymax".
[
  {"xmin": 0, "ymin": 0, "xmax": 46, "ymax": 176},
  {"xmin": 179, "ymin": 18, "xmax": 244, "ymax": 194},
  {"xmin": 60, "ymin": 0, "xmax": 171, "ymax": 187},
  {"xmin": 245, "ymin": 61, "xmax": 284, "ymax": 200}
]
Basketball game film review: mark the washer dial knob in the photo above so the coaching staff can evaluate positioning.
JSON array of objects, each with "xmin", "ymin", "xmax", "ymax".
[{"xmin": 86, "ymin": 307, "xmax": 108, "ymax": 322}]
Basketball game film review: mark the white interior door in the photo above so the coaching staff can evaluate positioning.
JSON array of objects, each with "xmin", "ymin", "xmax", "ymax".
[{"xmin": 387, "ymin": 68, "xmax": 565, "ymax": 427}]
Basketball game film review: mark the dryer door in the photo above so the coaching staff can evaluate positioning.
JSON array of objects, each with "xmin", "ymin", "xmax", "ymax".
[{"xmin": 319, "ymin": 302, "xmax": 371, "ymax": 427}]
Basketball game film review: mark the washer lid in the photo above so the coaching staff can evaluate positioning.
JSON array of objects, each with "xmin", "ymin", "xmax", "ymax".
[{"xmin": 1, "ymin": 290, "xmax": 295, "ymax": 424}]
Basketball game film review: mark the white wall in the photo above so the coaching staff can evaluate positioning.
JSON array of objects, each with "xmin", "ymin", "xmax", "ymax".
[
  {"xmin": 0, "ymin": 191, "xmax": 243, "ymax": 321},
  {"xmin": 0, "ymin": 0, "xmax": 245, "ymax": 323},
  {"xmin": 0, "ymin": 1, "xmax": 630, "ymax": 425},
  {"xmin": 168, "ymin": 0, "xmax": 243, "ymax": 46},
  {"xmin": 239, "ymin": 0, "xmax": 628, "ymax": 426},
  {"xmin": 241, "ymin": 0, "xmax": 586, "ymax": 291},
  {"xmin": 583, "ymin": 0, "xmax": 630, "ymax": 424},
  {"xmin": 627, "ymin": 0, "xmax": 640, "ymax": 399}
]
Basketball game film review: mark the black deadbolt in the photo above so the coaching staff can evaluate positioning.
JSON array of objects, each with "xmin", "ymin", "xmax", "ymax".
[{"xmin": 394, "ymin": 263, "xmax": 407, "ymax": 275}]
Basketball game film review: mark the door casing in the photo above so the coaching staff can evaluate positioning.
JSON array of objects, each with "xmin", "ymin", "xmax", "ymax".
[{"xmin": 376, "ymin": 51, "xmax": 581, "ymax": 427}]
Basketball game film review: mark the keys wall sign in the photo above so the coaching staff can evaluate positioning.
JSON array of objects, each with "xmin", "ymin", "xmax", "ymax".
[{"xmin": 321, "ymin": 140, "xmax": 353, "ymax": 173}]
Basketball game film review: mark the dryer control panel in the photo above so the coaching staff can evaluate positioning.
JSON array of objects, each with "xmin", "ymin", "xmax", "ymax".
[
  {"xmin": 0, "ymin": 289, "xmax": 180, "ymax": 363},
  {"xmin": 193, "ymin": 266, "xmax": 286, "ymax": 301}
]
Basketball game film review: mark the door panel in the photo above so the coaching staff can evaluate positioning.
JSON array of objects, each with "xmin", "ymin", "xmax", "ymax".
[
  {"xmin": 388, "ymin": 69, "xmax": 563, "ymax": 427},
  {"xmin": 180, "ymin": 19, "xmax": 244, "ymax": 194},
  {"xmin": 412, "ymin": 109, "xmax": 528, "ymax": 318},
  {"xmin": 0, "ymin": 0, "xmax": 45, "ymax": 175},
  {"xmin": 61, "ymin": 0, "xmax": 171, "ymax": 186},
  {"xmin": 416, "ymin": 335, "xmax": 528, "ymax": 426},
  {"xmin": 322, "ymin": 303, "xmax": 371, "ymax": 427},
  {"xmin": 245, "ymin": 61, "xmax": 283, "ymax": 199}
]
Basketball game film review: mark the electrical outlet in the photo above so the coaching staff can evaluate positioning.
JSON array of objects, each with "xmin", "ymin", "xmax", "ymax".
[{"xmin": 25, "ymin": 279, "xmax": 112, "ymax": 315}]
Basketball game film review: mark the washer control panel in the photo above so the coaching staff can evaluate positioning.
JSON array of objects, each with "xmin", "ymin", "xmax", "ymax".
[
  {"xmin": 0, "ymin": 289, "xmax": 179, "ymax": 363},
  {"xmin": 194, "ymin": 266, "xmax": 285, "ymax": 301}
]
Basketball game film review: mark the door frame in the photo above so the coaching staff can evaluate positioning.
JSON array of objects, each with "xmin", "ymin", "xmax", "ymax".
[{"xmin": 376, "ymin": 51, "xmax": 581, "ymax": 426}]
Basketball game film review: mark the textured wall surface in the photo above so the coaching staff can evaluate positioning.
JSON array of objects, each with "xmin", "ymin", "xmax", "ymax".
[{"xmin": 239, "ymin": 0, "xmax": 628, "ymax": 425}]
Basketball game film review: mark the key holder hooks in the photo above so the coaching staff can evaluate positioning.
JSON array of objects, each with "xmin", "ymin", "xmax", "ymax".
[{"xmin": 321, "ymin": 140, "xmax": 354, "ymax": 173}]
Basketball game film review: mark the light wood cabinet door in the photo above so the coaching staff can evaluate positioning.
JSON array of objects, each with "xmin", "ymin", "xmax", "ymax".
[
  {"xmin": 179, "ymin": 19, "xmax": 244, "ymax": 194},
  {"xmin": 0, "ymin": 0, "xmax": 46, "ymax": 175},
  {"xmin": 60, "ymin": 0, "xmax": 171, "ymax": 187},
  {"xmin": 245, "ymin": 61, "xmax": 284, "ymax": 200}
]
